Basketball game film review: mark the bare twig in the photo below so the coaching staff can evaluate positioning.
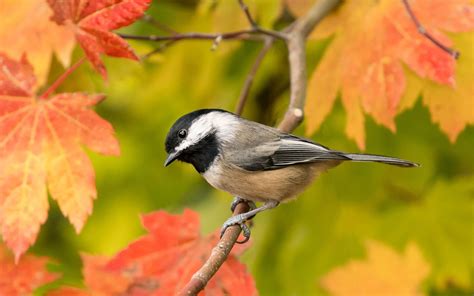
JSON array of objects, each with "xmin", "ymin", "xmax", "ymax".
[
  {"xmin": 402, "ymin": 0, "xmax": 460, "ymax": 59},
  {"xmin": 238, "ymin": 0, "xmax": 288, "ymax": 40},
  {"xmin": 177, "ymin": 203, "xmax": 250, "ymax": 296},
  {"xmin": 235, "ymin": 37, "xmax": 274, "ymax": 115},
  {"xmin": 238, "ymin": 0, "xmax": 258, "ymax": 28},
  {"xmin": 119, "ymin": 30, "xmax": 256, "ymax": 42},
  {"xmin": 178, "ymin": 0, "xmax": 342, "ymax": 295},
  {"xmin": 120, "ymin": 26, "xmax": 285, "ymax": 43},
  {"xmin": 234, "ymin": 0, "xmax": 283, "ymax": 116}
]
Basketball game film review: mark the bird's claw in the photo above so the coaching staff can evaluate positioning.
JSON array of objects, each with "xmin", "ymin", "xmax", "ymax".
[
  {"xmin": 220, "ymin": 214, "xmax": 251, "ymax": 244},
  {"xmin": 230, "ymin": 197, "xmax": 257, "ymax": 213}
]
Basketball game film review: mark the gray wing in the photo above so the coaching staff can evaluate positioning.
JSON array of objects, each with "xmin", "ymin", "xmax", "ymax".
[
  {"xmin": 223, "ymin": 120, "xmax": 348, "ymax": 171},
  {"xmin": 267, "ymin": 135, "xmax": 348, "ymax": 169}
]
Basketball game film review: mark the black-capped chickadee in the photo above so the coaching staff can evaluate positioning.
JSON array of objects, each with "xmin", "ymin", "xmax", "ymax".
[{"xmin": 165, "ymin": 109, "xmax": 418, "ymax": 241}]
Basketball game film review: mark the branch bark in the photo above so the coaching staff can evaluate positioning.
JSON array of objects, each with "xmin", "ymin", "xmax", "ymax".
[
  {"xmin": 120, "ymin": 26, "xmax": 285, "ymax": 43},
  {"xmin": 278, "ymin": 0, "xmax": 342, "ymax": 133},
  {"xmin": 119, "ymin": 30, "xmax": 259, "ymax": 42},
  {"xmin": 178, "ymin": 0, "xmax": 342, "ymax": 295}
]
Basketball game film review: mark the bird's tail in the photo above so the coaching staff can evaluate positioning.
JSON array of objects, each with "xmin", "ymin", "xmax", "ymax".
[{"xmin": 341, "ymin": 153, "xmax": 419, "ymax": 167}]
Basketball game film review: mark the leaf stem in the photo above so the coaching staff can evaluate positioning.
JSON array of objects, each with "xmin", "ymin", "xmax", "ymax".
[
  {"xmin": 40, "ymin": 57, "xmax": 86, "ymax": 99},
  {"xmin": 402, "ymin": 0, "xmax": 460, "ymax": 59}
]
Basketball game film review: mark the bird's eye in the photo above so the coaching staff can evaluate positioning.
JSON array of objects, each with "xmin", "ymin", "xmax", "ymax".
[{"xmin": 177, "ymin": 129, "xmax": 187, "ymax": 139}]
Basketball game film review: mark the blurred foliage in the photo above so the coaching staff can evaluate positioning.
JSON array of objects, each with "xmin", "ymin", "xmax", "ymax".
[{"xmin": 27, "ymin": 0, "xmax": 473, "ymax": 295}]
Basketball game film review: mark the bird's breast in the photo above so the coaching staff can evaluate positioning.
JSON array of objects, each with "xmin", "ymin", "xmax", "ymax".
[{"xmin": 202, "ymin": 158, "xmax": 340, "ymax": 202}]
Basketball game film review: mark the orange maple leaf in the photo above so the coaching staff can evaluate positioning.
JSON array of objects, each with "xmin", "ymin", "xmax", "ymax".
[
  {"xmin": 72, "ymin": 210, "xmax": 257, "ymax": 295},
  {"xmin": 0, "ymin": 53, "xmax": 120, "ymax": 261},
  {"xmin": 47, "ymin": 0, "xmax": 151, "ymax": 79},
  {"xmin": 320, "ymin": 241, "xmax": 431, "ymax": 296},
  {"xmin": 305, "ymin": 0, "xmax": 474, "ymax": 149},
  {"xmin": 0, "ymin": 0, "xmax": 76, "ymax": 88},
  {"xmin": 0, "ymin": 243, "xmax": 58, "ymax": 295}
]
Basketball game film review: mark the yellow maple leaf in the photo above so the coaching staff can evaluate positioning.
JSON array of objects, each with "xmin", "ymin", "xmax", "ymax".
[
  {"xmin": 422, "ymin": 32, "xmax": 474, "ymax": 142},
  {"xmin": 0, "ymin": 0, "xmax": 75, "ymax": 87},
  {"xmin": 321, "ymin": 241, "xmax": 431, "ymax": 296}
]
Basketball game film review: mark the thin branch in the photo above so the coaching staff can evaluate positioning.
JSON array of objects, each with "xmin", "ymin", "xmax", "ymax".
[
  {"xmin": 235, "ymin": 37, "xmax": 274, "ymax": 116},
  {"xmin": 177, "ymin": 203, "xmax": 250, "ymax": 296},
  {"xmin": 120, "ymin": 27, "xmax": 285, "ymax": 43},
  {"xmin": 238, "ymin": 0, "xmax": 258, "ymax": 28},
  {"xmin": 402, "ymin": 0, "xmax": 460, "ymax": 59},
  {"xmin": 234, "ymin": 0, "xmax": 285, "ymax": 116},
  {"xmin": 238, "ymin": 0, "xmax": 288, "ymax": 40},
  {"xmin": 119, "ymin": 30, "xmax": 256, "ymax": 42}
]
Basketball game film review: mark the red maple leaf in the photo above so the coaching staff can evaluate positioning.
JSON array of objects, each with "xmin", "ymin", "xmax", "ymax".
[
  {"xmin": 0, "ymin": 53, "xmax": 120, "ymax": 261},
  {"xmin": 76, "ymin": 210, "xmax": 257, "ymax": 295},
  {"xmin": 47, "ymin": 0, "xmax": 151, "ymax": 79},
  {"xmin": 0, "ymin": 243, "xmax": 58, "ymax": 295}
]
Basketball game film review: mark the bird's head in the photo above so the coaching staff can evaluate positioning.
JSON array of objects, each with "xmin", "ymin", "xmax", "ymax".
[{"xmin": 164, "ymin": 109, "xmax": 238, "ymax": 172}]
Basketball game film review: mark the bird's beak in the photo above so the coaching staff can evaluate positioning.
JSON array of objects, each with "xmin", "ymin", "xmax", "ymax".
[{"xmin": 164, "ymin": 150, "xmax": 181, "ymax": 167}]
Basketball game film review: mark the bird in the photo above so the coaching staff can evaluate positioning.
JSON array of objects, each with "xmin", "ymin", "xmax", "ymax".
[{"xmin": 164, "ymin": 109, "xmax": 418, "ymax": 242}]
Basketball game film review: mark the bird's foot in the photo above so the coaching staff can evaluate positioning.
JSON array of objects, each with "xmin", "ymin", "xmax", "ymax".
[
  {"xmin": 221, "ymin": 200, "xmax": 280, "ymax": 244},
  {"xmin": 230, "ymin": 197, "xmax": 257, "ymax": 213},
  {"xmin": 220, "ymin": 214, "xmax": 251, "ymax": 244},
  {"xmin": 221, "ymin": 200, "xmax": 279, "ymax": 244}
]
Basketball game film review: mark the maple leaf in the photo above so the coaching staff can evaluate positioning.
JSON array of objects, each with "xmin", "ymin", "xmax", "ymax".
[
  {"xmin": 47, "ymin": 0, "xmax": 151, "ymax": 79},
  {"xmin": 304, "ymin": 0, "xmax": 474, "ymax": 149},
  {"xmin": 0, "ymin": 53, "xmax": 120, "ymax": 261},
  {"xmin": 321, "ymin": 241, "xmax": 431, "ymax": 296},
  {"xmin": 421, "ymin": 32, "xmax": 474, "ymax": 142},
  {"xmin": 0, "ymin": 0, "xmax": 75, "ymax": 87},
  {"xmin": 0, "ymin": 243, "xmax": 58, "ymax": 295},
  {"xmin": 77, "ymin": 210, "xmax": 257, "ymax": 295}
]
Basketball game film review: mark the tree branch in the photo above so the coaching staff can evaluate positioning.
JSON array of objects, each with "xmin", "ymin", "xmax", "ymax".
[
  {"xmin": 237, "ymin": 0, "xmax": 288, "ymax": 40},
  {"xmin": 178, "ymin": 0, "xmax": 342, "ymax": 295},
  {"xmin": 119, "ymin": 30, "xmax": 258, "ymax": 42},
  {"xmin": 278, "ymin": 0, "xmax": 342, "ymax": 132},
  {"xmin": 120, "ymin": 25, "xmax": 285, "ymax": 43}
]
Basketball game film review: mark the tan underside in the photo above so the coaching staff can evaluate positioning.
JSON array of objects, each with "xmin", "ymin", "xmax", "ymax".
[{"xmin": 202, "ymin": 159, "xmax": 341, "ymax": 203}]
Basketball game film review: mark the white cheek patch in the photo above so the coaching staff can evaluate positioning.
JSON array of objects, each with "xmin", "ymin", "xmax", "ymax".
[{"xmin": 175, "ymin": 111, "xmax": 239, "ymax": 152}]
